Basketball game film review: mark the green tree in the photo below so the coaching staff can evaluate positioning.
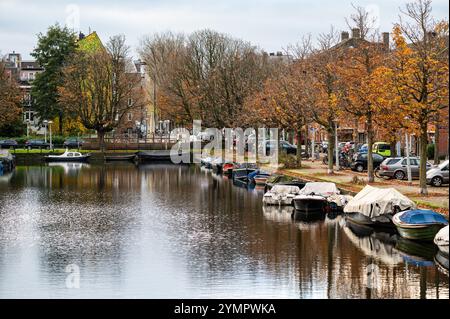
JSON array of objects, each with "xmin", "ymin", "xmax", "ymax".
[{"xmin": 31, "ymin": 24, "xmax": 77, "ymax": 134}]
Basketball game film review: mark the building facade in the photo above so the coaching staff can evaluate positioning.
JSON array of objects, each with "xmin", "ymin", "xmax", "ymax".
[{"xmin": 3, "ymin": 51, "xmax": 44, "ymax": 134}]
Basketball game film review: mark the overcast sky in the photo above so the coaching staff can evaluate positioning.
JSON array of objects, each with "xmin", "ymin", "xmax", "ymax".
[{"xmin": 1, "ymin": 0, "xmax": 448, "ymax": 60}]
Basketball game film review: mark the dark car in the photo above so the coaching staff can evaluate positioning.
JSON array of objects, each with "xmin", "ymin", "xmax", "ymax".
[
  {"xmin": 0, "ymin": 140, "xmax": 18, "ymax": 149},
  {"xmin": 351, "ymin": 152, "xmax": 385, "ymax": 172},
  {"xmin": 25, "ymin": 140, "xmax": 50, "ymax": 150},
  {"xmin": 63, "ymin": 138, "xmax": 84, "ymax": 149},
  {"xmin": 262, "ymin": 140, "xmax": 307, "ymax": 156}
]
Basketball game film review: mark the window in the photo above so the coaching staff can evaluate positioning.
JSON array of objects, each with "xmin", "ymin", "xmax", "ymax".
[
  {"xmin": 127, "ymin": 128, "xmax": 133, "ymax": 136},
  {"xmin": 387, "ymin": 159, "xmax": 401, "ymax": 165},
  {"xmin": 380, "ymin": 144, "xmax": 390, "ymax": 151},
  {"xmin": 128, "ymin": 113, "xmax": 132, "ymax": 121},
  {"xmin": 128, "ymin": 98, "xmax": 133, "ymax": 106},
  {"xmin": 442, "ymin": 165, "xmax": 449, "ymax": 172},
  {"xmin": 67, "ymin": 153, "xmax": 74, "ymax": 157},
  {"xmin": 374, "ymin": 154, "xmax": 384, "ymax": 161},
  {"xmin": 24, "ymin": 111, "xmax": 35, "ymax": 122}
]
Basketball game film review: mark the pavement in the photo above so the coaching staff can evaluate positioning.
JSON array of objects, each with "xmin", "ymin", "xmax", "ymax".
[{"xmin": 263, "ymin": 159, "xmax": 449, "ymax": 215}]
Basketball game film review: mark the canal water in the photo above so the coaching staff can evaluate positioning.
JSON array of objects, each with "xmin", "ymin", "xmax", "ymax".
[{"xmin": 0, "ymin": 163, "xmax": 448, "ymax": 299}]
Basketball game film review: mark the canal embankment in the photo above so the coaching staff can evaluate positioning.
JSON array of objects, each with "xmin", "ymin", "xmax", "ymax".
[{"xmin": 263, "ymin": 161, "xmax": 449, "ymax": 215}]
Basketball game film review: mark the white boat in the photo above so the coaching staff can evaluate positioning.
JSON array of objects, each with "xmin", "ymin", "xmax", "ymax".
[
  {"xmin": 344, "ymin": 185, "xmax": 416, "ymax": 228},
  {"xmin": 263, "ymin": 185, "xmax": 302, "ymax": 206},
  {"xmin": 293, "ymin": 182, "xmax": 340, "ymax": 213},
  {"xmin": 45, "ymin": 150, "xmax": 91, "ymax": 162},
  {"xmin": 434, "ymin": 225, "xmax": 449, "ymax": 256}
]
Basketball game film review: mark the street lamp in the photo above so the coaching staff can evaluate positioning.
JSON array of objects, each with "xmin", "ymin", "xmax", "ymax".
[
  {"xmin": 43, "ymin": 120, "xmax": 48, "ymax": 143},
  {"xmin": 26, "ymin": 119, "xmax": 30, "ymax": 138},
  {"xmin": 333, "ymin": 119, "xmax": 340, "ymax": 171},
  {"xmin": 48, "ymin": 120, "xmax": 53, "ymax": 150}
]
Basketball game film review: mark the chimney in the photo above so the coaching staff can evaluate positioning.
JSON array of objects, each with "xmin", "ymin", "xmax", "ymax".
[
  {"xmin": 351, "ymin": 28, "xmax": 361, "ymax": 39},
  {"xmin": 341, "ymin": 31, "xmax": 349, "ymax": 42},
  {"xmin": 382, "ymin": 32, "xmax": 390, "ymax": 48}
]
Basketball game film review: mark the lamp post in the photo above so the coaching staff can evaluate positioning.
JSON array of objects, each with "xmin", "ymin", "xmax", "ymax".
[
  {"xmin": 43, "ymin": 120, "xmax": 48, "ymax": 143},
  {"xmin": 26, "ymin": 119, "xmax": 30, "ymax": 138},
  {"xmin": 334, "ymin": 120, "xmax": 340, "ymax": 171},
  {"xmin": 48, "ymin": 120, "xmax": 53, "ymax": 150}
]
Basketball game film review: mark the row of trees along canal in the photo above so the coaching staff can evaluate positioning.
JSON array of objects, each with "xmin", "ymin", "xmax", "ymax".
[
  {"xmin": 140, "ymin": 1, "xmax": 448, "ymax": 195},
  {"xmin": 0, "ymin": 0, "xmax": 447, "ymax": 195}
]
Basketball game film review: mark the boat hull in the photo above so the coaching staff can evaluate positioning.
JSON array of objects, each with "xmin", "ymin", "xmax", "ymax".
[
  {"xmin": 263, "ymin": 196, "xmax": 294, "ymax": 206},
  {"xmin": 395, "ymin": 224, "xmax": 446, "ymax": 241},
  {"xmin": 345, "ymin": 212, "xmax": 395, "ymax": 229},
  {"xmin": 104, "ymin": 155, "xmax": 136, "ymax": 162},
  {"xmin": 293, "ymin": 198, "xmax": 328, "ymax": 213}
]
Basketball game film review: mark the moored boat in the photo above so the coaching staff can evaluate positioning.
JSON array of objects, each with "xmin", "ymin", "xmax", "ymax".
[
  {"xmin": 45, "ymin": 150, "xmax": 91, "ymax": 162},
  {"xmin": 263, "ymin": 185, "xmax": 302, "ymax": 206},
  {"xmin": 137, "ymin": 150, "xmax": 172, "ymax": 162},
  {"xmin": 222, "ymin": 162, "xmax": 236, "ymax": 175},
  {"xmin": 344, "ymin": 185, "xmax": 416, "ymax": 228},
  {"xmin": 434, "ymin": 225, "xmax": 449, "ymax": 256},
  {"xmin": 232, "ymin": 163, "xmax": 258, "ymax": 183},
  {"xmin": 293, "ymin": 182, "xmax": 340, "ymax": 213},
  {"xmin": 104, "ymin": 154, "xmax": 136, "ymax": 162},
  {"xmin": 393, "ymin": 210, "xmax": 448, "ymax": 241}
]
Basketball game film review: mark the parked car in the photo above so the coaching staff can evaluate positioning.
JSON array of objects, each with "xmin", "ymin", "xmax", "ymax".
[
  {"xmin": 358, "ymin": 144, "xmax": 368, "ymax": 154},
  {"xmin": 350, "ymin": 152, "xmax": 385, "ymax": 172},
  {"xmin": 0, "ymin": 140, "xmax": 18, "ymax": 149},
  {"xmin": 427, "ymin": 160, "xmax": 449, "ymax": 187},
  {"xmin": 63, "ymin": 138, "xmax": 84, "ymax": 148},
  {"xmin": 25, "ymin": 140, "xmax": 50, "ymax": 150},
  {"xmin": 378, "ymin": 157, "xmax": 432, "ymax": 180},
  {"xmin": 260, "ymin": 140, "xmax": 308, "ymax": 157},
  {"xmin": 373, "ymin": 142, "xmax": 392, "ymax": 157}
]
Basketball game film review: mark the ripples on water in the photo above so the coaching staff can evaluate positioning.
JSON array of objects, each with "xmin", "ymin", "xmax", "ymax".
[{"xmin": 0, "ymin": 163, "xmax": 448, "ymax": 298}]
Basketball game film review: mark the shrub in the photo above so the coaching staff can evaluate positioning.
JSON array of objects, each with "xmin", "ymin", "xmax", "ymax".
[{"xmin": 279, "ymin": 153, "xmax": 300, "ymax": 169}]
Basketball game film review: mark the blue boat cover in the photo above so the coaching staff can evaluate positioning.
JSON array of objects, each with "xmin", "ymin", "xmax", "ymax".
[{"xmin": 399, "ymin": 210, "xmax": 449, "ymax": 225}]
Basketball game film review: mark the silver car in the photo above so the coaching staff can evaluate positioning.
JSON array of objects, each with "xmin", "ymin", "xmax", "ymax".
[
  {"xmin": 427, "ymin": 160, "xmax": 449, "ymax": 187},
  {"xmin": 378, "ymin": 157, "xmax": 432, "ymax": 180}
]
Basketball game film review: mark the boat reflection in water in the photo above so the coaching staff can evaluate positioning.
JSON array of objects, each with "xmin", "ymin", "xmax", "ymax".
[
  {"xmin": 262, "ymin": 205, "xmax": 294, "ymax": 224},
  {"xmin": 435, "ymin": 251, "xmax": 449, "ymax": 275},
  {"xmin": 344, "ymin": 221, "xmax": 404, "ymax": 266},
  {"xmin": 47, "ymin": 162, "xmax": 90, "ymax": 173},
  {"xmin": 395, "ymin": 237, "xmax": 437, "ymax": 267},
  {"xmin": 293, "ymin": 210, "xmax": 326, "ymax": 231}
]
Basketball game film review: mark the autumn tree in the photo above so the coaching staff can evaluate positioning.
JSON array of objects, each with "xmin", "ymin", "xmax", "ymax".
[
  {"xmin": 140, "ymin": 30, "xmax": 270, "ymax": 129},
  {"xmin": 337, "ymin": 6, "xmax": 389, "ymax": 182},
  {"xmin": 0, "ymin": 61, "xmax": 22, "ymax": 131},
  {"xmin": 386, "ymin": 0, "xmax": 449, "ymax": 194},
  {"xmin": 308, "ymin": 28, "xmax": 343, "ymax": 174},
  {"xmin": 59, "ymin": 35, "xmax": 144, "ymax": 151}
]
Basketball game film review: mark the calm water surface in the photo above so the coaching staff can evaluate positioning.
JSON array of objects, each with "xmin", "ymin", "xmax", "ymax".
[{"xmin": 0, "ymin": 163, "xmax": 448, "ymax": 298}]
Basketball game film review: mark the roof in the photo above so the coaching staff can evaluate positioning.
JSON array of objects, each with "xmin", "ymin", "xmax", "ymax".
[
  {"xmin": 76, "ymin": 31, "xmax": 105, "ymax": 53},
  {"xmin": 20, "ymin": 61, "xmax": 43, "ymax": 71}
]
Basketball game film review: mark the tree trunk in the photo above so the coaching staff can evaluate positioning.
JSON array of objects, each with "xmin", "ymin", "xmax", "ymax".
[
  {"xmin": 327, "ymin": 128, "xmax": 334, "ymax": 175},
  {"xmin": 367, "ymin": 114, "xmax": 374, "ymax": 183},
  {"xmin": 419, "ymin": 124, "xmax": 428, "ymax": 195},
  {"xmin": 296, "ymin": 128, "xmax": 302, "ymax": 168},
  {"xmin": 434, "ymin": 114, "xmax": 440, "ymax": 165},
  {"xmin": 98, "ymin": 130, "xmax": 106, "ymax": 153}
]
